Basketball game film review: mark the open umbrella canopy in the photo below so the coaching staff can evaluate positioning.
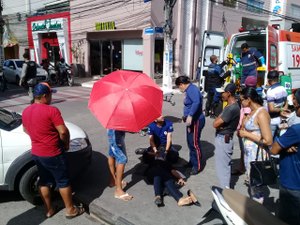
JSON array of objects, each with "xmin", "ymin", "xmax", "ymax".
[{"xmin": 88, "ymin": 70, "xmax": 163, "ymax": 132}]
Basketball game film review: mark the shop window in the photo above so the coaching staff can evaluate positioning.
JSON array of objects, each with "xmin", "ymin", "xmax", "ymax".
[
  {"xmin": 247, "ymin": 0, "xmax": 264, "ymax": 14},
  {"xmin": 223, "ymin": 0, "xmax": 236, "ymax": 8}
]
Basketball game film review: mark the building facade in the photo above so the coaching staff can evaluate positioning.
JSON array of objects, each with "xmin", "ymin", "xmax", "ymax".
[{"xmin": 3, "ymin": 0, "xmax": 300, "ymax": 79}]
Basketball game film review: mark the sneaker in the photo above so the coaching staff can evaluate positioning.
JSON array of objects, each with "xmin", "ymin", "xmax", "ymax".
[
  {"xmin": 252, "ymin": 196, "xmax": 264, "ymax": 204},
  {"xmin": 154, "ymin": 196, "xmax": 163, "ymax": 207},
  {"xmin": 252, "ymin": 193, "xmax": 264, "ymax": 204}
]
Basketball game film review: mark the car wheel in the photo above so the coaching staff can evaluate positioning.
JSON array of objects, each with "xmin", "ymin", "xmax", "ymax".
[
  {"xmin": 15, "ymin": 75, "xmax": 20, "ymax": 85},
  {"xmin": 19, "ymin": 166, "xmax": 42, "ymax": 205}
]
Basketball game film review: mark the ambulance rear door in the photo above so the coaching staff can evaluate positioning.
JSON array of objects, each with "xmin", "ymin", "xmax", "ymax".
[
  {"xmin": 265, "ymin": 25, "xmax": 279, "ymax": 86},
  {"xmin": 199, "ymin": 31, "xmax": 225, "ymax": 92}
]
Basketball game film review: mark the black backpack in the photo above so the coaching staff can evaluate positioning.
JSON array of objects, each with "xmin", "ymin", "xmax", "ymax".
[{"xmin": 25, "ymin": 61, "xmax": 37, "ymax": 80}]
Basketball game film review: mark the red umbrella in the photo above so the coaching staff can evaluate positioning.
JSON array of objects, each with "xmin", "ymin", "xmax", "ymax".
[{"xmin": 88, "ymin": 70, "xmax": 163, "ymax": 132}]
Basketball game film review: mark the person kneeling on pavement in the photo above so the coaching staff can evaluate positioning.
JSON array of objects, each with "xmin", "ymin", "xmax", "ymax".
[
  {"xmin": 145, "ymin": 149, "xmax": 200, "ymax": 207},
  {"xmin": 136, "ymin": 115, "xmax": 179, "ymax": 164}
]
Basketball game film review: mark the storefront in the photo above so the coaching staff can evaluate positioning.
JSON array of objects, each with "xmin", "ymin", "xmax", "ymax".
[
  {"xmin": 87, "ymin": 29, "xmax": 145, "ymax": 76},
  {"xmin": 27, "ymin": 12, "xmax": 71, "ymax": 65}
]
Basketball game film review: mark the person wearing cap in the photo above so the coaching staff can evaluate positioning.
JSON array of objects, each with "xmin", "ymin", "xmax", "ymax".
[
  {"xmin": 266, "ymin": 70, "xmax": 289, "ymax": 138},
  {"xmin": 204, "ymin": 55, "xmax": 227, "ymax": 118},
  {"xmin": 271, "ymin": 88, "xmax": 300, "ymax": 225},
  {"xmin": 22, "ymin": 82, "xmax": 85, "ymax": 219},
  {"xmin": 240, "ymin": 43, "xmax": 265, "ymax": 86},
  {"xmin": 213, "ymin": 83, "xmax": 240, "ymax": 188},
  {"xmin": 175, "ymin": 76, "xmax": 205, "ymax": 175}
]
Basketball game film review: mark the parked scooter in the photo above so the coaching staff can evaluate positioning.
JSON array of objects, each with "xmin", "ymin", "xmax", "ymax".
[
  {"xmin": 48, "ymin": 62, "xmax": 74, "ymax": 87},
  {"xmin": 200, "ymin": 186, "xmax": 287, "ymax": 225}
]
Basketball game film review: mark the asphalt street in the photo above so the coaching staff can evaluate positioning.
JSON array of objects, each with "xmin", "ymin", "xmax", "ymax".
[{"xmin": 0, "ymin": 79, "xmax": 281, "ymax": 225}]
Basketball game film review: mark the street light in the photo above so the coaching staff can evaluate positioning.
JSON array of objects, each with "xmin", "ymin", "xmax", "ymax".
[{"xmin": 0, "ymin": 0, "xmax": 5, "ymax": 73}]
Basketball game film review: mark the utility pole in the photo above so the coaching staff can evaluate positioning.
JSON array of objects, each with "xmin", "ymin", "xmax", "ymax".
[
  {"xmin": 0, "ymin": 0, "xmax": 4, "ymax": 73},
  {"xmin": 162, "ymin": 0, "xmax": 176, "ymax": 91}
]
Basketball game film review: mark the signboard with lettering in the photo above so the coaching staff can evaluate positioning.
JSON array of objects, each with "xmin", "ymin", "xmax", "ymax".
[
  {"xmin": 95, "ymin": 21, "xmax": 115, "ymax": 31},
  {"xmin": 32, "ymin": 18, "xmax": 64, "ymax": 32},
  {"xmin": 270, "ymin": 0, "xmax": 286, "ymax": 21}
]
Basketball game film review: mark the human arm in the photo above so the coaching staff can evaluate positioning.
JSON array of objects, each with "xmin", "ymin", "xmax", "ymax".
[
  {"xmin": 213, "ymin": 115, "xmax": 224, "ymax": 129},
  {"xmin": 271, "ymin": 127, "xmax": 299, "ymax": 155},
  {"xmin": 239, "ymin": 110, "xmax": 273, "ymax": 146},
  {"xmin": 19, "ymin": 63, "xmax": 27, "ymax": 86},
  {"xmin": 171, "ymin": 169, "xmax": 186, "ymax": 186},
  {"xmin": 165, "ymin": 132, "xmax": 172, "ymax": 152},
  {"xmin": 149, "ymin": 135, "xmax": 158, "ymax": 153},
  {"xmin": 56, "ymin": 124, "xmax": 70, "ymax": 150}
]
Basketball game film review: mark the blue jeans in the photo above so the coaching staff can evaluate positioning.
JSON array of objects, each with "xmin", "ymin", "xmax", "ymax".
[
  {"xmin": 186, "ymin": 115, "xmax": 205, "ymax": 171},
  {"xmin": 107, "ymin": 129, "xmax": 127, "ymax": 164},
  {"xmin": 153, "ymin": 176, "xmax": 183, "ymax": 202},
  {"xmin": 32, "ymin": 154, "xmax": 70, "ymax": 188},
  {"xmin": 279, "ymin": 185, "xmax": 300, "ymax": 225}
]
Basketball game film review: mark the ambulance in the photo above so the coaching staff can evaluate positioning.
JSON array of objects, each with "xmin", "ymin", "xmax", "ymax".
[{"xmin": 199, "ymin": 25, "xmax": 300, "ymax": 97}]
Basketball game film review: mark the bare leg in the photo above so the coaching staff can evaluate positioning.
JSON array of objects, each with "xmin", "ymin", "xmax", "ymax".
[
  {"xmin": 59, "ymin": 186, "xmax": 77, "ymax": 214},
  {"xmin": 115, "ymin": 163, "xmax": 132, "ymax": 200},
  {"xmin": 108, "ymin": 156, "xmax": 116, "ymax": 187},
  {"xmin": 39, "ymin": 186, "xmax": 55, "ymax": 217}
]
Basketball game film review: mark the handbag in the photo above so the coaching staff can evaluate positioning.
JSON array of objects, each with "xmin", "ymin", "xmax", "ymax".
[{"xmin": 250, "ymin": 142, "xmax": 278, "ymax": 187}]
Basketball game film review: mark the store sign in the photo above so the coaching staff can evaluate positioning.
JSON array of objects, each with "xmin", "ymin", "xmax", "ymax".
[
  {"xmin": 95, "ymin": 21, "xmax": 115, "ymax": 31},
  {"xmin": 270, "ymin": 0, "xmax": 286, "ymax": 21},
  {"xmin": 144, "ymin": 27, "xmax": 164, "ymax": 35},
  {"xmin": 32, "ymin": 19, "xmax": 63, "ymax": 31}
]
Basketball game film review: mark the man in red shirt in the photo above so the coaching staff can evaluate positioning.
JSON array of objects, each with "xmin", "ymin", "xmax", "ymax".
[{"xmin": 22, "ymin": 82, "xmax": 84, "ymax": 219}]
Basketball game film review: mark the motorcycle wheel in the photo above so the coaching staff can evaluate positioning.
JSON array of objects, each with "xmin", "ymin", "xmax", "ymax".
[{"xmin": 67, "ymin": 75, "xmax": 74, "ymax": 87}]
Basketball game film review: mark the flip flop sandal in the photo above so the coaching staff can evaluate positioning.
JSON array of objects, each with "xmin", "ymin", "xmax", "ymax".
[
  {"xmin": 114, "ymin": 193, "xmax": 133, "ymax": 201},
  {"xmin": 187, "ymin": 190, "xmax": 201, "ymax": 207},
  {"xmin": 65, "ymin": 205, "xmax": 85, "ymax": 219},
  {"xmin": 46, "ymin": 206, "xmax": 60, "ymax": 218}
]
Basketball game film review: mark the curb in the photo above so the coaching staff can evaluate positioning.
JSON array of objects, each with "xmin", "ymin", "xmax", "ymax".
[{"xmin": 89, "ymin": 202, "xmax": 135, "ymax": 225}]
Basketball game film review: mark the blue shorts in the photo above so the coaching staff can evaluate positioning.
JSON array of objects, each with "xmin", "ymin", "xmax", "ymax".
[
  {"xmin": 107, "ymin": 129, "xmax": 127, "ymax": 164},
  {"xmin": 32, "ymin": 154, "xmax": 70, "ymax": 188}
]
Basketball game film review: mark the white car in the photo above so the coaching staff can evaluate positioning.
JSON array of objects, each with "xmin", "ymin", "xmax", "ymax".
[
  {"xmin": 3, "ymin": 59, "xmax": 49, "ymax": 84},
  {"xmin": 0, "ymin": 108, "xmax": 92, "ymax": 204}
]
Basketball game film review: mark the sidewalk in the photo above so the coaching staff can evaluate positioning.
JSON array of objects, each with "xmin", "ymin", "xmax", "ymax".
[{"xmin": 74, "ymin": 76, "xmax": 280, "ymax": 225}]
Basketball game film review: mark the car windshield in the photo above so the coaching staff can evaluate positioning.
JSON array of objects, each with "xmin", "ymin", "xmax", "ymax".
[
  {"xmin": 0, "ymin": 108, "xmax": 22, "ymax": 131},
  {"xmin": 15, "ymin": 60, "xmax": 25, "ymax": 68}
]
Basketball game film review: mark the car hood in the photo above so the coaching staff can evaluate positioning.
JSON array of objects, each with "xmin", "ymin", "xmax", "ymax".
[{"xmin": 12, "ymin": 121, "xmax": 87, "ymax": 141}]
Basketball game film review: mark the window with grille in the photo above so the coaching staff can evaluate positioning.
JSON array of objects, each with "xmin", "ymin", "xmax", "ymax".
[{"xmin": 247, "ymin": 0, "xmax": 264, "ymax": 13}]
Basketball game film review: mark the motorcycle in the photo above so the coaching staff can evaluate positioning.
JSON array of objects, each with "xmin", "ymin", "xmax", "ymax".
[
  {"xmin": 48, "ymin": 63, "xmax": 74, "ymax": 87},
  {"xmin": 200, "ymin": 186, "xmax": 287, "ymax": 225}
]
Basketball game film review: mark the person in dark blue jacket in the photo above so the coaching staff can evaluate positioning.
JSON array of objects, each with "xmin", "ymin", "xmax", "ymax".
[
  {"xmin": 204, "ymin": 55, "xmax": 227, "ymax": 117},
  {"xmin": 175, "ymin": 76, "xmax": 206, "ymax": 175},
  {"xmin": 240, "ymin": 43, "xmax": 265, "ymax": 85}
]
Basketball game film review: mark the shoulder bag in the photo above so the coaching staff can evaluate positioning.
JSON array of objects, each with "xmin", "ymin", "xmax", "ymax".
[{"xmin": 250, "ymin": 141, "xmax": 278, "ymax": 187}]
